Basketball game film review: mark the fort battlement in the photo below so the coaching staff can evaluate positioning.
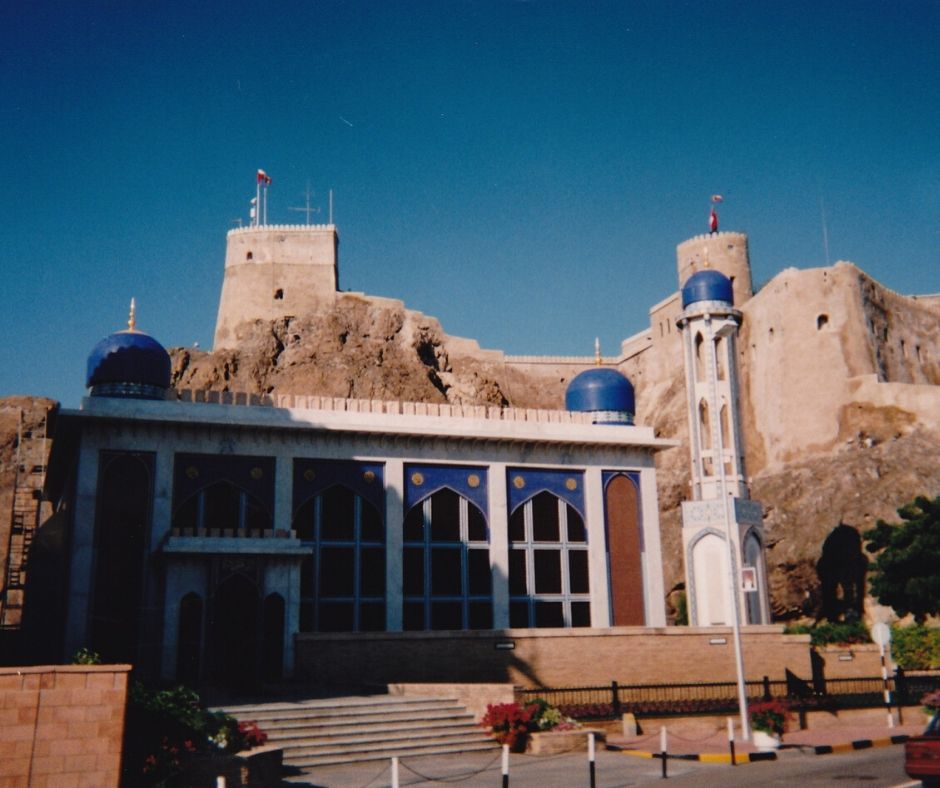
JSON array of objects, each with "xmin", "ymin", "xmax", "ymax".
[{"xmin": 226, "ymin": 223, "xmax": 337, "ymax": 237}]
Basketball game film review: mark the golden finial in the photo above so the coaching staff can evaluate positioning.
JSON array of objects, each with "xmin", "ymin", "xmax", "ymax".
[
  {"xmin": 594, "ymin": 337, "xmax": 602, "ymax": 366},
  {"xmin": 702, "ymin": 244, "xmax": 711, "ymax": 268},
  {"xmin": 128, "ymin": 298, "xmax": 137, "ymax": 332}
]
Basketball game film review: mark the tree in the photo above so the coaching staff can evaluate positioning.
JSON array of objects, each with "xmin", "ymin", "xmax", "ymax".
[{"xmin": 864, "ymin": 495, "xmax": 940, "ymax": 623}]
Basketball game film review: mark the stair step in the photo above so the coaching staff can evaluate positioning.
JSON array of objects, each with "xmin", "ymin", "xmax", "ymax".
[
  {"xmin": 272, "ymin": 722, "xmax": 482, "ymax": 748},
  {"xmin": 219, "ymin": 694, "xmax": 495, "ymax": 771},
  {"xmin": 262, "ymin": 712, "xmax": 475, "ymax": 735},
  {"xmin": 289, "ymin": 740, "xmax": 498, "ymax": 768}
]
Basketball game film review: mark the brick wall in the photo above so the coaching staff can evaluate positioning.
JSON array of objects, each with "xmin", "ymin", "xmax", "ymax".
[
  {"xmin": 296, "ymin": 626, "xmax": 812, "ymax": 688},
  {"xmin": 0, "ymin": 664, "xmax": 130, "ymax": 788}
]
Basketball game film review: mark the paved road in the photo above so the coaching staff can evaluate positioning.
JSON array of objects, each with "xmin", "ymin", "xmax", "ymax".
[{"xmin": 283, "ymin": 744, "xmax": 917, "ymax": 787}]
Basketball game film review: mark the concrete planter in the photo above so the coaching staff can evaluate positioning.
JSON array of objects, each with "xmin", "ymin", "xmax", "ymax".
[
  {"xmin": 751, "ymin": 730, "xmax": 781, "ymax": 752},
  {"xmin": 527, "ymin": 729, "xmax": 606, "ymax": 755}
]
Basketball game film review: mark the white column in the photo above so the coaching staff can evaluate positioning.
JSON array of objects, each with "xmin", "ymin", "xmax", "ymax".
[
  {"xmin": 488, "ymin": 463, "xmax": 510, "ymax": 629},
  {"xmin": 64, "ymin": 439, "xmax": 100, "ymax": 659},
  {"xmin": 385, "ymin": 459, "xmax": 405, "ymax": 631},
  {"xmin": 274, "ymin": 455, "xmax": 298, "ymax": 675},
  {"xmin": 639, "ymin": 464, "xmax": 667, "ymax": 626},
  {"xmin": 584, "ymin": 467, "xmax": 611, "ymax": 627}
]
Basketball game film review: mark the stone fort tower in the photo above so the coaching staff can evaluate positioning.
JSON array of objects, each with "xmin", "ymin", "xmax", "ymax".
[
  {"xmin": 213, "ymin": 224, "xmax": 339, "ymax": 349},
  {"xmin": 676, "ymin": 231, "xmax": 753, "ymax": 306}
]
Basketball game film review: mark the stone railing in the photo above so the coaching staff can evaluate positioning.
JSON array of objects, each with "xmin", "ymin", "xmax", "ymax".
[{"xmin": 175, "ymin": 389, "xmax": 597, "ymax": 425}]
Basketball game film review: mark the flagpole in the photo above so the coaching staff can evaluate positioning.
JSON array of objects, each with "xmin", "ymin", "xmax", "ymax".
[
  {"xmin": 255, "ymin": 178, "xmax": 261, "ymax": 227},
  {"xmin": 263, "ymin": 183, "xmax": 268, "ymax": 226}
]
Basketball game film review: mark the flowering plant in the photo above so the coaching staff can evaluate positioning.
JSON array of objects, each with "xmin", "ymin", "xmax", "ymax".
[
  {"xmin": 922, "ymin": 690, "xmax": 940, "ymax": 714},
  {"xmin": 480, "ymin": 702, "xmax": 537, "ymax": 749},
  {"xmin": 748, "ymin": 699, "xmax": 791, "ymax": 735}
]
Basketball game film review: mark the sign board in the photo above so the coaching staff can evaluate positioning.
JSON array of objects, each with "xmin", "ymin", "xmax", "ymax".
[
  {"xmin": 741, "ymin": 566, "xmax": 757, "ymax": 593},
  {"xmin": 871, "ymin": 622, "xmax": 892, "ymax": 648}
]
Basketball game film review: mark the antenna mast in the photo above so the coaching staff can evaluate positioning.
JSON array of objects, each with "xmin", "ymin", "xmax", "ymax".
[{"xmin": 289, "ymin": 182, "xmax": 320, "ymax": 224}]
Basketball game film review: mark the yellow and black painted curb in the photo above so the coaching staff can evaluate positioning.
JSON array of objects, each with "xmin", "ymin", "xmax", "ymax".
[
  {"xmin": 809, "ymin": 734, "xmax": 909, "ymax": 755},
  {"xmin": 610, "ymin": 734, "xmax": 910, "ymax": 764}
]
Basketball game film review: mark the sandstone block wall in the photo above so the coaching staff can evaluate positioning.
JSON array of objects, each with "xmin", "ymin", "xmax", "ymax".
[
  {"xmin": 0, "ymin": 664, "xmax": 130, "ymax": 788},
  {"xmin": 295, "ymin": 627, "xmax": 812, "ymax": 689}
]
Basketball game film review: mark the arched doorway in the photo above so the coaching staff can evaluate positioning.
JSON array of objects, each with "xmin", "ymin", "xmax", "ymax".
[{"xmin": 210, "ymin": 574, "xmax": 259, "ymax": 688}]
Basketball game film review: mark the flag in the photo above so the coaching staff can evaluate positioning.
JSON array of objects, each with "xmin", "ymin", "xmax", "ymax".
[
  {"xmin": 711, "ymin": 194, "xmax": 723, "ymax": 203},
  {"xmin": 709, "ymin": 207, "xmax": 718, "ymax": 233},
  {"xmin": 257, "ymin": 169, "xmax": 272, "ymax": 185}
]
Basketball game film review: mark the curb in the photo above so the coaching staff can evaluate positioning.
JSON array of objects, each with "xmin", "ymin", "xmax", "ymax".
[{"xmin": 609, "ymin": 734, "xmax": 909, "ymax": 764}]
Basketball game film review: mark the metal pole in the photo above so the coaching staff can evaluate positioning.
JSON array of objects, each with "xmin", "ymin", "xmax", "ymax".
[
  {"xmin": 391, "ymin": 756, "xmax": 399, "ymax": 788},
  {"xmin": 880, "ymin": 642, "xmax": 894, "ymax": 728},
  {"xmin": 727, "ymin": 716, "xmax": 736, "ymax": 766},
  {"xmin": 502, "ymin": 743, "xmax": 509, "ymax": 788},
  {"xmin": 706, "ymin": 317, "xmax": 751, "ymax": 741},
  {"xmin": 660, "ymin": 726, "xmax": 667, "ymax": 779},
  {"xmin": 588, "ymin": 732, "xmax": 596, "ymax": 788}
]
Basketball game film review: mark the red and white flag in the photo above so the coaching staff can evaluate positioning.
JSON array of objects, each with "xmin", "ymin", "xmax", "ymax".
[
  {"xmin": 711, "ymin": 194, "xmax": 723, "ymax": 203},
  {"xmin": 709, "ymin": 206, "xmax": 719, "ymax": 233},
  {"xmin": 257, "ymin": 169, "xmax": 272, "ymax": 185}
]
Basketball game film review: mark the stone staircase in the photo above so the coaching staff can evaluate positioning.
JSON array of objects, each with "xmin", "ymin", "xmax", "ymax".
[{"xmin": 218, "ymin": 694, "xmax": 498, "ymax": 769}]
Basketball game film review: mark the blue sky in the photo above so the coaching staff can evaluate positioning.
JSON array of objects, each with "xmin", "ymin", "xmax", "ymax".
[{"xmin": 3, "ymin": 1, "xmax": 939, "ymax": 407}]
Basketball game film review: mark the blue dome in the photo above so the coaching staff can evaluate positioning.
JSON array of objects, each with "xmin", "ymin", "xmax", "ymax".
[
  {"xmin": 565, "ymin": 368, "xmax": 635, "ymax": 425},
  {"xmin": 681, "ymin": 269, "xmax": 734, "ymax": 308},
  {"xmin": 86, "ymin": 330, "xmax": 171, "ymax": 399}
]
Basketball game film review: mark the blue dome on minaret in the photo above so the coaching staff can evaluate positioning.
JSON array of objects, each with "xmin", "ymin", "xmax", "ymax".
[
  {"xmin": 565, "ymin": 368, "xmax": 635, "ymax": 425},
  {"xmin": 681, "ymin": 269, "xmax": 734, "ymax": 308},
  {"xmin": 86, "ymin": 301, "xmax": 171, "ymax": 400}
]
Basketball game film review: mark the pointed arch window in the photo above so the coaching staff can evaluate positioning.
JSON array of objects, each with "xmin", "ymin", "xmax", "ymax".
[
  {"xmin": 402, "ymin": 488, "xmax": 492, "ymax": 631},
  {"xmin": 173, "ymin": 480, "xmax": 271, "ymax": 533},
  {"xmin": 294, "ymin": 484, "xmax": 386, "ymax": 632},
  {"xmin": 508, "ymin": 491, "xmax": 591, "ymax": 628},
  {"xmin": 694, "ymin": 333, "xmax": 705, "ymax": 381}
]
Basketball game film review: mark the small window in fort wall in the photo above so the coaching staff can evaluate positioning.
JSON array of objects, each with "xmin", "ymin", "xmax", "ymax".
[
  {"xmin": 768, "ymin": 327, "xmax": 774, "ymax": 343},
  {"xmin": 274, "ymin": 289, "xmax": 284, "ymax": 300},
  {"xmin": 817, "ymin": 314, "xmax": 829, "ymax": 330},
  {"xmin": 246, "ymin": 251, "xmax": 253, "ymax": 260}
]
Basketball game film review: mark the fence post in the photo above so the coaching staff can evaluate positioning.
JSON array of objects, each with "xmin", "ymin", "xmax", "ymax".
[
  {"xmin": 762, "ymin": 675, "xmax": 771, "ymax": 700},
  {"xmin": 612, "ymin": 681, "xmax": 621, "ymax": 717}
]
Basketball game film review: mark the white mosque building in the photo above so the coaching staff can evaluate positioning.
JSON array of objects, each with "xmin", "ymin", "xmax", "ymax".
[{"xmin": 29, "ymin": 222, "xmax": 770, "ymax": 687}]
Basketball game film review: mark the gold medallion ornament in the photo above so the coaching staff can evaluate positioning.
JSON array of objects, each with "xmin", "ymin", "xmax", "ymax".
[
  {"xmin": 411, "ymin": 472, "xmax": 424, "ymax": 486},
  {"xmin": 565, "ymin": 478, "xmax": 578, "ymax": 491},
  {"xmin": 513, "ymin": 475, "xmax": 525, "ymax": 489},
  {"xmin": 363, "ymin": 470, "xmax": 376, "ymax": 484},
  {"xmin": 185, "ymin": 466, "xmax": 199, "ymax": 479},
  {"xmin": 250, "ymin": 467, "xmax": 263, "ymax": 480},
  {"xmin": 303, "ymin": 469, "xmax": 316, "ymax": 482},
  {"xmin": 467, "ymin": 474, "xmax": 480, "ymax": 488}
]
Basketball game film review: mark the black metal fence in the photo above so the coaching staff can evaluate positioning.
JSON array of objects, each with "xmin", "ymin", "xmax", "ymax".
[{"xmin": 515, "ymin": 669, "xmax": 940, "ymax": 721}]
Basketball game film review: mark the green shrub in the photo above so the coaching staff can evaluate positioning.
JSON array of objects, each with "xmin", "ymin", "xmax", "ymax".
[
  {"xmin": 122, "ymin": 683, "xmax": 266, "ymax": 785},
  {"xmin": 891, "ymin": 624, "xmax": 940, "ymax": 669},
  {"xmin": 783, "ymin": 620, "xmax": 870, "ymax": 646}
]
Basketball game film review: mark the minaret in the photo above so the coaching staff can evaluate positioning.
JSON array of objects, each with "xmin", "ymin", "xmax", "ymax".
[{"xmin": 675, "ymin": 239, "xmax": 770, "ymax": 628}]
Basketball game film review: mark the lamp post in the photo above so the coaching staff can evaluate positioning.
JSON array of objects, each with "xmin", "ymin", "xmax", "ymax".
[{"xmin": 705, "ymin": 314, "xmax": 751, "ymax": 741}]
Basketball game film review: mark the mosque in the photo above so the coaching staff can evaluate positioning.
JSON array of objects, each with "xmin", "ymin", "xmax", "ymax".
[{"xmin": 27, "ymin": 216, "xmax": 773, "ymax": 688}]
